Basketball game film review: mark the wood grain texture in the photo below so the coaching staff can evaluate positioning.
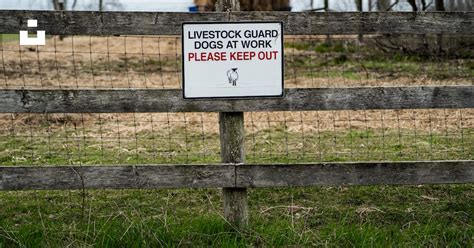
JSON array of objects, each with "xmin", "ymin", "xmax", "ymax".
[
  {"xmin": 0, "ymin": 165, "xmax": 235, "ymax": 190},
  {"xmin": 236, "ymin": 161, "xmax": 474, "ymax": 187},
  {"xmin": 220, "ymin": 112, "xmax": 245, "ymax": 164},
  {"xmin": 219, "ymin": 112, "xmax": 248, "ymax": 228},
  {"xmin": 0, "ymin": 11, "xmax": 472, "ymax": 35},
  {"xmin": 218, "ymin": 0, "xmax": 249, "ymax": 229},
  {"xmin": 222, "ymin": 188, "xmax": 248, "ymax": 227},
  {"xmin": 0, "ymin": 86, "xmax": 471, "ymax": 113},
  {"xmin": 1, "ymin": 161, "xmax": 472, "ymax": 190}
]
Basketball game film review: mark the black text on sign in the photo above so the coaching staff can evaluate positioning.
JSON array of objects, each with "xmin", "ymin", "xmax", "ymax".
[{"xmin": 182, "ymin": 22, "xmax": 284, "ymax": 99}]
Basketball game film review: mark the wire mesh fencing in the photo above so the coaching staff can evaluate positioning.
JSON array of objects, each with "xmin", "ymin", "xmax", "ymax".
[{"xmin": 0, "ymin": 34, "xmax": 472, "ymax": 166}]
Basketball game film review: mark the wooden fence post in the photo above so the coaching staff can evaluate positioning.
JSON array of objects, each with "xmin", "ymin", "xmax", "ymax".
[
  {"xmin": 216, "ymin": 0, "xmax": 240, "ymax": 12},
  {"xmin": 216, "ymin": 0, "xmax": 248, "ymax": 229},
  {"xmin": 219, "ymin": 112, "xmax": 248, "ymax": 228}
]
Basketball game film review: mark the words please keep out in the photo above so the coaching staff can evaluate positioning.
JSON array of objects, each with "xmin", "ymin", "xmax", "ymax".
[
  {"xmin": 182, "ymin": 22, "xmax": 283, "ymax": 99},
  {"xmin": 187, "ymin": 29, "xmax": 280, "ymax": 62}
]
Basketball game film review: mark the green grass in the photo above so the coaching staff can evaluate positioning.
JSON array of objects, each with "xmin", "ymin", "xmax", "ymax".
[
  {"xmin": 0, "ymin": 37, "xmax": 472, "ymax": 246},
  {"xmin": 1, "ymin": 34, "xmax": 55, "ymax": 43},
  {"xmin": 284, "ymin": 39, "xmax": 473, "ymax": 81},
  {"xmin": 1, "ymin": 185, "xmax": 473, "ymax": 247},
  {"xmin": 0, "ymin": 127, "xmax": 471, "ymax": 165},
  {"xmin": 0, "ymin": 126, "xmax": 473, "ymax": 247},
  {"xmin": 1, "ymin": 34, "xmax": 19, "ymax": 42}
]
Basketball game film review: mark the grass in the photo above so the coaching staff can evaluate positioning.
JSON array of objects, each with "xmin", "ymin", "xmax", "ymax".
[
  {"xmin": 0, "ymin": 127, "xmax": 473, "ymax": 247},
  {"xmin": 1, "ymin": 36, "xmax": 471, "ymax": 88},
  {"xmin": 1, "ymin": 34, "xmax": 19, "ymax": 42},
  {"xmin": 284, "ymin": 39, "xmax": 473, "ymax": 81},
  {"xmin": 0, "ymin": 36, "xmax": 472, "ymax": 246},
  {"xmin": 1, "ymin": 34, "xmax": 56, "ymax": 42},
  {"xmin": 0, "ymin": 127, "xmax": 472, "ymax": 165},
  {"xmin": 0, "ymin": 185, "xmax": 473, "ymax": 247}
]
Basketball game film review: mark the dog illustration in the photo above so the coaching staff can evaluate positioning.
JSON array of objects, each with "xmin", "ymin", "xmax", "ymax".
[{"xmin": 227, "ymin": 68, "xmax": 239, "ymax": 86}]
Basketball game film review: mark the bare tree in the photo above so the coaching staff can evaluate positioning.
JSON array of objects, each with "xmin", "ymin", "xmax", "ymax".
[
  {"xmin": 195, "ymin": 0, "xmax": 291, "ymax": 11},
  {"xmin": 52, "ymin": 0, "xmax": 65, "ymax": 40},
  {"xmin": 435, "ymin": 0, "xmax": 445, "ymax": 11},
  {"xmin": 104, "ymin": 0, "xmax": 124, "ymax": 11},
  {"xmin": 368, "ymin": 0, "xmax": 373, "ymax": 11},
  {"xmin": 356, "ymin": 0, "xmax": 363, "ymax": 41},
  {"xmin": 52, "ymin": 0, "xmax": 64, "ymax": 10},
  {"xmin": 407, "ymin": 0, "xmax": 418, "ymax": 11},
  {"xmin": 420, "ymin": 0, "xmax": 433, "ymax": 11},
  {"xmin": 435, "ymin": 0, "xmax": 445, "ymax": 53},
  {"xmin": 355, "ymin": 0, "xmax": 362, "ymax": 11},
  {"xmin": 71, "ymin": 0, "xmax": 78, "ymax": 10},
  {"xmin": 377, "ymin": 0, "xmax": 390, "ymax": 11}
]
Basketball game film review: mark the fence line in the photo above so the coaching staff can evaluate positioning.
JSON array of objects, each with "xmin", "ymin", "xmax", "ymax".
[
  {"xmin": 1, "ymin": 161, "xmax": 473, "ymax": 191},
  {"xmin": 0, "ymin": 11, "xmax": 472, "ymax": 35},
  {"xmin": 0, "ymin": 10, "xmax": 472, "ymax": 230},
  {"xmin": 0, "ymin": 86, "xmax": 472, "ymax": 113}
]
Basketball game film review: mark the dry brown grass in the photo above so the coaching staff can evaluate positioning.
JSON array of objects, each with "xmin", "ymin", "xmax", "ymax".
[{"xmin": 0, "ymin": 36, "xmax": 472, "ymax": 136}]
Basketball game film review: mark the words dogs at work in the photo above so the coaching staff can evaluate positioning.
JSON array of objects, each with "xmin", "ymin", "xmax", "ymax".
[{"xmin": 187, "ymin": 29, "xmax": 280, "ymax": 62}]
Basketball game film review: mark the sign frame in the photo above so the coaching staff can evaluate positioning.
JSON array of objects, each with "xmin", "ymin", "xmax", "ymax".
[{"xmin": 181, "ymin": 21, "xmax": 285, "ymax": 100}]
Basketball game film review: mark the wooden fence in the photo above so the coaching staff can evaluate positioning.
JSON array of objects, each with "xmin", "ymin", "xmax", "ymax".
[{"xmin": 0, "ymin": 9, "xmax": 473, "ymax": 227}]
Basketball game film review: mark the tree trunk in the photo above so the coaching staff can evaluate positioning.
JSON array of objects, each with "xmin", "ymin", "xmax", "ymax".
[
  {"xmin": 407, "ymin": 0, "xmax": 418, "ymax": 11},
  {"xmin": 377, "ymin": 0, "xmax": 390, "ymax": 11},
  {"xmin": 52, "ymin": 0, "xmax": 65, "ymax": 40},
  {"xmin": 356, "ymin": 0, "xmax": 363, "ymax": 42},
  {"xmin": 421, "ymin": 0, "xmax": 427, "ymax": 10},
  {"xmin": 52, "ymin": 0, "xmax": 59, "ymax": 10},
  {"xmin": 435, "ymin": 0, "xmax": 445, "ymax": 53},
  {"xmin": 200, "ymin": 0, "xmax": 291, "ymax": 11},
  {"xmin": 435, "ymin": 0, "xmax": 445, "ymax": 11},
  {"xmin": 355, "ymin": 0, "xmax": 362, "ymax": 11}
]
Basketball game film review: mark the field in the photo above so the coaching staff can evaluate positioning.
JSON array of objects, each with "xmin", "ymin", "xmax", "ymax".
[{"xmin": 0, "ymin": 34, "xmax": 473, "ymax": 247}]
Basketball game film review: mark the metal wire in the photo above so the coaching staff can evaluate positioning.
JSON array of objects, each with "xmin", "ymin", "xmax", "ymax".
[{"xmin": 0, "ymin": 34, "xmax": 472, "ymax": 166}]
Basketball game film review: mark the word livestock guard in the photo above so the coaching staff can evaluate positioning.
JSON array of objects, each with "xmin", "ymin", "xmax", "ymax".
[
  {"xmin": 188, "ymin": 29, "xmax": 279, "ymax": 40},
  {"xmin": 188, "ymin": 30, "xmax": 279, "ymax": 61},
  {"xmin": 182, "ymin": 22, "xmax": 284, "ymax": 99}
]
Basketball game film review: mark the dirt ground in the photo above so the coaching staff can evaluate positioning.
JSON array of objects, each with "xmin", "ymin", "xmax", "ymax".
[{"xmin": 0, "ymin": 35, "xmax": 472, "ymax": 154}]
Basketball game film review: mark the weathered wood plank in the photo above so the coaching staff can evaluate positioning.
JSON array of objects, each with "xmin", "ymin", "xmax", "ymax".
[
  {"xmin": 219, "ymin": 112, "xmax": 248, "ymax": 228},
  {"xmin": 0, "ymin": 11, "xmax": 472, "ymax": 35},
  {"xmin": 237, "ymin": 161, "xmax": 474, "ymax": 187},
  {"xmin": 0, "ymin": 11, "xmax": 227, "ymax": 36},
  {"xmin": 230, "ymin": 12, "xmax": 474, "ymax": 35},
  {"xmin": 218, "ymin": 0, "xmax": 249, "ymax": 229},
  {"xmin": 220, "ymin": 112, "xmax": 245, "ymax": 164},
  {"xmin": 0, "ymin": 165, "xmax": 235, "ymax": 190},
  {"xmin": 1, "ymin": 161, "xmax": 473, "ymax": 190},
  {"xmin": 0, "ymin": 86, "xmax": 471, "ymax": 113}
]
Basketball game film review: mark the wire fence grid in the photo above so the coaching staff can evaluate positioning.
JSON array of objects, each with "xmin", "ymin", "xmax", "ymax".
[{"xmin": 0, "ymin": 34, "xmax": 472, "ymax": 166}]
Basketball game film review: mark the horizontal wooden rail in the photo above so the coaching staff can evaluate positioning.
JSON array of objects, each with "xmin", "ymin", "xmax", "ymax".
[
  {"xmin": 1, "ymin": 161, "xmax": 473, "ymax": 190},
  {"xmin": 236, "ymin": 161, "xmax": 474, "ymax": 187},
  {"xmin": 0, "ymin": 165, "xmax": 236, "ymax": 190},
  {"xmin": 0, "ymin": 11, "xmax": 472, "ymax": 35},
  {"xmin": 0, "ymin": 86, "xmax": 471, "ymax": 113}
]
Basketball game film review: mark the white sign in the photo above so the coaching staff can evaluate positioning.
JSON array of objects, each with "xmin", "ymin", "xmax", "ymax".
[{"xmin": 182, "ymin": 22, "xmax": 284, "ymax": 99}]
